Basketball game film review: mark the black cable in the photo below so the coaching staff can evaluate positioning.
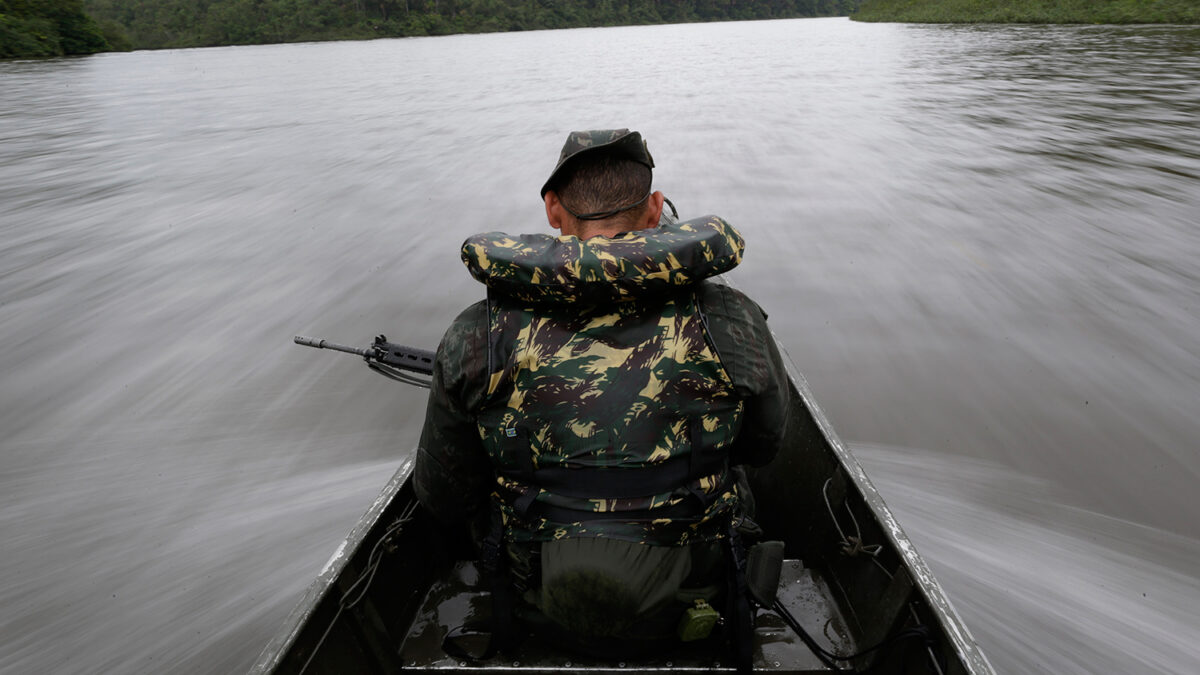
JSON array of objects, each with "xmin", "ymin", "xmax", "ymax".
[
  {"xmin": 367, "ymin": 363, "xmax": 432, "ymax": 388},
  {"xmin": 773, "ymin": 599, "xmax": 852, "ymax": 672},
  {"xmin": 772, "ymin": 599, "xmax": 938, "ymax": 673},
  {"xmin": 298, "ymin": 502, "xmax": 417, "ymax": 674},
  {"xmin": 663, "ymin": 196, "xmax": 679, "ymax": 220}
]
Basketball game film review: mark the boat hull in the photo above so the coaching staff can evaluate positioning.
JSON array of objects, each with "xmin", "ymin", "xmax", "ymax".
[{"xmin": 253, "ymin": 353, "xmax": 993, "ymax": 674}]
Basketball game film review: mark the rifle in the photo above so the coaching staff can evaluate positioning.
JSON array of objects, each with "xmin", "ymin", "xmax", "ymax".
[{"xmin": 294, "ymin": 334, "xmax": 435, "ymax": 388}]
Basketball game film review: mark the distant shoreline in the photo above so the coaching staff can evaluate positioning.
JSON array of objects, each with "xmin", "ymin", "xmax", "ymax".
[
  {"xmin": 58, "ymin": 1, "xmax": 857, "ymax": 57},
  {"xmin": 852, "ymin": 0, "xmax": 1200, "ymax": 24}
]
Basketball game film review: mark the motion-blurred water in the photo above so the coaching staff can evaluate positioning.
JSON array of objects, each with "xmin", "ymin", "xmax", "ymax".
[{"xmin": 2, "ymin": 17, "xmax": 1197, "ymax": 674}]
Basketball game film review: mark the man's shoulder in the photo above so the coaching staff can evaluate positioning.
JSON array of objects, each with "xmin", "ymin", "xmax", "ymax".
[
  {"xmin": 444, "ymin": 299, "xmax": 489, "ymax": 336},
  {"xmin": 434, "ymin": 299, "xmax": 490, "ymax": 401},
  {"xmin": 696, "ymin": 281, "xmax": 779, "ymax": 393}
]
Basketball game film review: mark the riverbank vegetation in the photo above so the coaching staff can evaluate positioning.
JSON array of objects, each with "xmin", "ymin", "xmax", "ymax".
[
  {"xmin": 853, "ymin": 0, "xmax": 1200, "ymax": 24},
  {"xmin": 72, "ymin": 0, "xmax": 860, "ymax": 52},
  {"xmin": 1, "ymin": 0, "xmax": 120, "ymax": 56}
]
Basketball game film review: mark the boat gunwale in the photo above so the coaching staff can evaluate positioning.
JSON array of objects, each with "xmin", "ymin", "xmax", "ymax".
[
  {"xmin": 249, "ymin": 457, "xmax": 416, "ymax": 674},
  {"xmin": 774, "ymin": 338, "xmax": 995, "ymax": 674}
]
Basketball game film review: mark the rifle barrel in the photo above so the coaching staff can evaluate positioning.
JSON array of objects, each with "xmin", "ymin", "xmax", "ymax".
[{"xmin": 294, "ymin": 335, "xmax": 371, "ymax": 357}]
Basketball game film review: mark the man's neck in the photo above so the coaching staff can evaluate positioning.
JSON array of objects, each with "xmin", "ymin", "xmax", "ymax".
[
  {"xmin": 571, "ymin": 220, "xmax": 653, "ymax": 240},
  {"xmin": 546, "ymin": 190, "xmax": 666, "ymax": 239}
]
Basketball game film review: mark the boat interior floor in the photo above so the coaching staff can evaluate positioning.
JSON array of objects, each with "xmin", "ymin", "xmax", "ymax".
[{"xmin": 399, "ymin": 559, "xmax": 857, "ymax": 673}]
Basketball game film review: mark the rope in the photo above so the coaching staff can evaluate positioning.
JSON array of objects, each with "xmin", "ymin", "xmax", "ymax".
[
  {"xmin": 820, "ymin": 479, "xmax": 949, "ymax": 674},
  {"xmin": 823, "ymin": 478, "xmax": 882, "ymax": 559},
  {"xmin": 298, "ymin": 500, "xmax": 419, "ymax": 674}
]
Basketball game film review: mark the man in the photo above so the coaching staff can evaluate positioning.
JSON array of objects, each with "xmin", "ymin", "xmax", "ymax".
[{"xmin": 414, "ymin": 129, "xmax": 791, "ymax": 659}]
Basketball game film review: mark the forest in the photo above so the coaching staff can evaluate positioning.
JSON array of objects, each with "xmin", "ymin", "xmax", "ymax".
[
  {"xmin": 27, "ymin": 0, "xmax": 858, "ymax": 54},
  {"xmin": 7, "ymin": 0, "xmax": 1198, "ymax": 59},
  {"xmin": 853, "ymin": 0, "xmax": 1200, "ymax": 24},
  {"xmin": 1, "ymin": 0, "xmax": 117, "ymax": 56}
]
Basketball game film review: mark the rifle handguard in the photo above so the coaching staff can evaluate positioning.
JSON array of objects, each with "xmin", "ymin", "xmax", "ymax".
[
  {"xmin": 371, "ymin": 335, "xmax": 435, "ymax": 375},
  {"xmin": 294, "ymin": 334, "xmax": 436, "ymax": 384}
]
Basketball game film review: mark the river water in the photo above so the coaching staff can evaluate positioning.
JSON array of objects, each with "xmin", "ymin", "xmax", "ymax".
[{"xmin": 1, "ymin": 17, "xmax": 1198, "ymax": 674}]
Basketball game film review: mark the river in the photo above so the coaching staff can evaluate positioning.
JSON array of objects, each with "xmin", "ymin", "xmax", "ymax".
[{"xmin": 1, "ymin": 17, "xmax": 1197, "ymax": 674}]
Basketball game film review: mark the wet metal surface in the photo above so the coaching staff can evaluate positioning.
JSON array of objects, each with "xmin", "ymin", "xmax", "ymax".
[{"xmin": 399, "ymin": 560, "xmax": 852, "ymax": 673}]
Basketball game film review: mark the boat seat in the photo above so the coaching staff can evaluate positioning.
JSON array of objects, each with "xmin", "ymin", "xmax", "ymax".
[{"xmin": 398, "ymin": 558, "xmax": 856, "ymax": 673}]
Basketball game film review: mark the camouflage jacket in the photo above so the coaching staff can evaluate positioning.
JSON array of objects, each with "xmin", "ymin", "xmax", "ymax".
[{"xmin": 414, "ymin": 217, "xmax": 791, "ymax": 546}]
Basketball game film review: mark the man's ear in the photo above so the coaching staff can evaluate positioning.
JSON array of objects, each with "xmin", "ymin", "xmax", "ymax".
[
  {"xmin": 544, "ymin": 191, "xmax": 568, "ymax": 232},
  {"xmin": 642, "ymin": 191, "xmax": 665, "ymax": 228}
]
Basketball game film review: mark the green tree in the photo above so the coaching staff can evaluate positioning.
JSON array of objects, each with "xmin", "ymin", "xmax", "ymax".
[
  {"xmin": 78, "ymin": 0, "xmax": 863, "ymax": 51},
  {"xmin": 2, "ymin": 0, "xmax": 110, "ymax": 56}
]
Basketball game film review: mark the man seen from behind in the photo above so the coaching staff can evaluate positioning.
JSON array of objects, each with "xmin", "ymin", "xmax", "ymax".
[{"xmin": 414, "ymin": 128, "xmax": 792, "ymax": 661}]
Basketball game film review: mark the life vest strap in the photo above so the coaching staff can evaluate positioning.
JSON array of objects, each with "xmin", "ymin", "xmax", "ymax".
[
  {"xmin": 519, "ymin": 494, "xmax": 710, "ymax": 524},
  {"xmin": 499, "ymin": 453, "xmax": 728, "ymax": 500}
]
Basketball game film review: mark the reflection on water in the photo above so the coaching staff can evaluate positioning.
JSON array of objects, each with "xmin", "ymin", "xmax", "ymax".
[{"xmin": 1, "ymin": 18, "xmax": 1198, "ymax": 674}]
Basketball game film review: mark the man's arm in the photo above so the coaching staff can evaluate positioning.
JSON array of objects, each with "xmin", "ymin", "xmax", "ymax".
[
  {"xmin": 700, "ymin": 283, "xmax": 793, "ymax": 468},
  {"xmin": 413, "ymin": 300, "xmax": 493, "ymax": 532}
]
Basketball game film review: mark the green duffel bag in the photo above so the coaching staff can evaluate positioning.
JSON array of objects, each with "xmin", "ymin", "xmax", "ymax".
[{"xmin": 517, "ymin": 536, "xmax": 725, "ymax": 658}]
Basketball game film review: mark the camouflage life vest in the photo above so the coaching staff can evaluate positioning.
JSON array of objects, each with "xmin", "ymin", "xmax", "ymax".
[{"xmin": 460, "ymin": 217, "xmax": 748, "ymax": 546}]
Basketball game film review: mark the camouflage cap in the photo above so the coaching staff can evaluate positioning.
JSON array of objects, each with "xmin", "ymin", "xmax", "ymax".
[{"xmin": 540, "ymin": 129, "xmax": 655, "ymax": 198}]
